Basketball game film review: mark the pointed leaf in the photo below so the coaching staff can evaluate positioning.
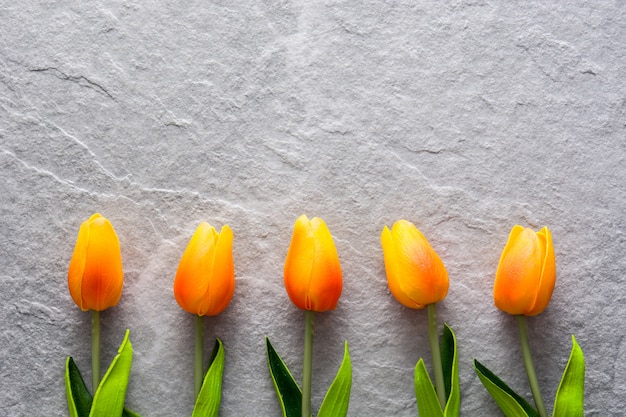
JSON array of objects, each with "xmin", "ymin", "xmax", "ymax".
[
  {"xmin": 553, "ymin": 335, "xmax": 585, "ymax": 417},
  {"xmin": 441, "ymin": 324, "xmax": 460, "ymax": 417},
  {"xmin": 474, "ymin": 359, "xmax": 538, "ymax": 417},
  {"xmin": 266, "ymin": 337, "xmax": 302, "ymax": 417},
  {"xmin": 192, "ymin": 339, "xmax": 225, "ymax": 417},
  {"xmin": 414, "ymin": 358, "xmax": 444, "ymax": 417},
  {"xmin": 90, "ymin": 330, "xmax": 133, "ymax": 417},
  {"xmin": 122, "ymin": 408, "xmax": 142, "ymax": 417},
  {"xmin": 318, "ymin": 341, "xmax": 352, "ymax": 417},
  {"xmin": 441, "ymin": 326, "xmax": 453, "ymax": 400},
  {"xmin": 65, "ymin": 357, "xmax": 140, "ymax": 417},
  {"xmin": 65, "ymin": 357, "xmax": 93, "ymax": 417}
]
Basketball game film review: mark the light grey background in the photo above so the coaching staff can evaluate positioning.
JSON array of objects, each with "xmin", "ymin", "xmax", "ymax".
[{"xmin": 1, "ymin": 1, "xmax": 625, "ymax": 416}]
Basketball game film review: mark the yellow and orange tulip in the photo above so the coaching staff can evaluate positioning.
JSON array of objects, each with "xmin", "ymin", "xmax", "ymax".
[
  {"xmin": 174, "ymin": 222, "xmax": 235, "ymax": 316},
  {"xmin": 381, "ymin": 220, "xmax": 449, "ymax": 309},
  {"xmin": 68, "ymin": 213, "xmax": 124, "ymax": 311},
  {"xmin": 284, "ymin": 215, "xmax": 342, "ymax": 312},
  {"xmin": 494, "ymin": 225, "xmax": 556, "ymax": 316}
]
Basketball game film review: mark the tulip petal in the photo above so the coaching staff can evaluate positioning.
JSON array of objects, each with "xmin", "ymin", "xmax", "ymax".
[
  {"xmin": 199, "ymin": 225, "xmax": 235, "ymax": 316},
  {"xmin": 284, "ymin": 215, "xmax": 315, "ymax": 310},
  {"xmin": 284, "ymin": 215, "xmax": 343, "ymax": 312},
  {"xmin": 307, "ymin": 218, "xmax": 342, "ymax": 311},
  {"xmin": 68, "ymin": 218, "xmax": 91, "ymax": 311},
  {"xmin": 174, "ymin": 222, "xmax": 236, "ymax": 316},
  {"xmin": 80, "ymin": 215, "xmax": 124, "ymax": 311},
  {"xmin": 494, "ymin": 226, "xmax": 543, "ymax": 315},
  {"xmin": 391, "ymin": 221, "xmax": 448, "ymax": 307},
  {"xmin": 527, "ymin": 227, "xmax": 556, "ymax": 316},
  {"xmin": 399, "ymin": 224, "xmax": 448, "ymax": 304},
  {"xmin": 174, "ymin": 223, "xmax": 218, "ymax": 315},
  {"xmin": 381, "ymin": 225, "xmax": 425, "ymax": 309}
]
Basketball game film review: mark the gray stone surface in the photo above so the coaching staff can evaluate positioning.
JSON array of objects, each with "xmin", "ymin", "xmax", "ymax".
[{"xmin": 1, "ymin": 1, "xmax": 625, "ymax": 416}]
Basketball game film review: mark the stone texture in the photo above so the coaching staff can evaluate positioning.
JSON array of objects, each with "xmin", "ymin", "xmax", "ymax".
[{"xmin": 1, "ymin": 0, "xmax": 625, "ymax": 416}]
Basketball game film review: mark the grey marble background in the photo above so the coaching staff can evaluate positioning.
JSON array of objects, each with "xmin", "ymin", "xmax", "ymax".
[{"xmin": 1, "ymin": 1, "xmax": 625, "ymax": 416}]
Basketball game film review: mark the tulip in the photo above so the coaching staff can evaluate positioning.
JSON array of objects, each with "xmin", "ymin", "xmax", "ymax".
[
  {"xmin": 493, "ymin": 225, "xmax": 556, "ymax": 417},
  {"xmin": 284, "ymin": 214, "xmax": 342, "ymax": 312},
  {"xmin": 174, "ymin": 223, "xmax": 234, "ymax": 400},
  {"xmin": 284, "ymin": 215, "xmax": 343, "ymax": 417},
  {"xmin": 493, "ymin": 225, "xmax": 556, "ymax": 316},
  {"xmin": 174, "ymin": 222, "xmax": 235, "ymax": 316},
  {"xmin": 380, "ymin": 220, "xmax": 449, "ymax": 309},
  {"xmin": 381, "ymin": 220, "xmax": 450, "ymax": 407},
  {"xmin": 68, "ymin": 213, "xmax": 124, "ymax": 312}
]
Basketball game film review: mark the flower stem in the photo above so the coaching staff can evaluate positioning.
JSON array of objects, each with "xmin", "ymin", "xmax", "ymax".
[
  {"xmin": 195, "ymin": 314, "xmax": 204, "ymax": 400},
  {"xmin": 516, "ymin": 315, "xmax": 548, "ymax": 417},
  {"xmin": 427, "ymin": 303, "xmax": 446, "ymax": 409},
  {"xmin": 91, "ymin": 309, "xmax": 100, "ymax": 393},
  {"xmin": 302, "ymin": 310, "xmax": 314, "ymax": 417}
]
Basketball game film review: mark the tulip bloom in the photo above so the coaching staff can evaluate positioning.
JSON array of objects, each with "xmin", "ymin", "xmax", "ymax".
[
  {"xmin": 174, "ymin": 222, "xmax": 235, "ymax": 316},
  {"xmin": 380, "ymin": 220, "xmax": 449, "ymax": 309},
  {"xmin": 68, "ymin": 213, "xmax": 124, "ymax": 311},
  {"xmin": 284, "ymin": 215, "xmax": 342, "ymax": 312},
  {"xmin": 494, "ymin": 225, "xmax": 556, "ymax": 316}
]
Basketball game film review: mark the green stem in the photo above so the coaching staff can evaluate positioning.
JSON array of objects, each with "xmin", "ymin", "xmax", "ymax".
[
  {"xmin": 427, "ymin": 303, "xmax": 446, "ymax": 409},
  {"xmin": 195, "ymin": 314, "xmax": 204, "ymax": 400},
  {"xmin": 91, "ymin": 309, "xmax": 100, "ymax": 393},
  {"xmin": 517, "ymin": 315, "xmax": 548, "ymax": 417},
  {"xmin": 302, "ymin": 310, "xmax": 314, "ymax": 417}
]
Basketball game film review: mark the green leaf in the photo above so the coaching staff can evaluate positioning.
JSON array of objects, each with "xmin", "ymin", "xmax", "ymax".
[
  {"xmin": 474, "ymin": 359, "xmax": 538, "ymax": 417},
  {"xmin": 441, "ymin": 324, "xmax": 460, "ymax": 417},
  {"xmin": 318, "ymin": 341, "xmax": 352, "ymax": 417},
  {"xmin": 90, "ymin": 329, "xmax": 133, "ymax": 417},
  {"xmin": 414, "ymin": 358, "xmax": 444, "ymax": 417},
  {"xmin": 192, "ymin": 339, "xmax": 225, "ymax": 417},
  {"xmin": 65, "ymin": 353, "xmax": 140, "ymax": 417},
  {"xmin": 553, "ymin": 335, "xmax": 585, "ymax": 417},
  {"xmin": 121, "ymin": 408, "xmax": 142, "ymax": 417},
  {"xmin": 65, "ymin": 357, "xmax": 94, "ymax": 417},
  {"xmin": 266, "ymin": 337, "xmax": 302, "ymax": 417}
]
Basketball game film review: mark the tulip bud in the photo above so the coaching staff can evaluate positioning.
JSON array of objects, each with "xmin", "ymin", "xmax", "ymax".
[
  {"xmin": 380, "ymin": 220, "xmax": 449, "ymax": 309},
  {"xmin": 174, "ymin": 222, "xmax": 235, "ymax": 316},
  {"xmin": 494, "ymin": 225, "xmax": 556, "ymax": 316},
  {"xmin": 68, "ymin": 213, "xmax": 124, "ymax": 311},
  {"xmin": 284, "ymin": 215, "xmax": 342, "ymax": 312}
]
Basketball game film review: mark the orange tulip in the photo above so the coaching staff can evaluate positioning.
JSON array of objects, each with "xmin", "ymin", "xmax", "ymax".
[
  {"xmin": 380, "ymin": 220, "xmax": 449, "ymax": 309},
  {"xmin": 494, "ymin": 225, "xmax": 556, "ymax": 316},
  {"xmin": 174, "ymin": 222, "xmax": 235, "ymax": 316},
  {"xmin": 284, "ymin": 215, "xmax": 342, "ymax": 312},
  {"xmin": 68, "ymin": 213, "xmax": 124, "ymax": 311}
]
